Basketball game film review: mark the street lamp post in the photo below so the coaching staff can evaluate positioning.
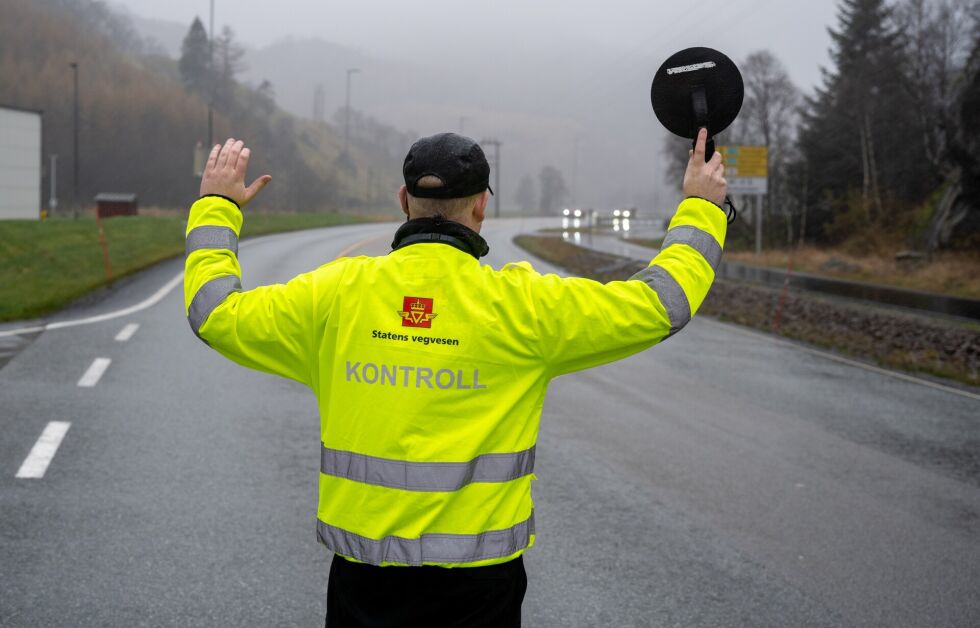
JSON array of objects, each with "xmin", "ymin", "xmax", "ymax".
[
  {"xmin": 208, "ymin": 0, "xmax": 215, "ymax": 147},
  {"xmin": 70, "ymin": 61, "xmax": 79, "ymax": 219},
  {"xmin": 571, "ymin": 136, "xmax": 579, "ymax": 206},
  {"xmin": 481, "ymin": 138, "xmax": 502, "ymax": 218},
  {"xmin": 344, "ymin": 68, "xmax": 360, "ymax": 155}
]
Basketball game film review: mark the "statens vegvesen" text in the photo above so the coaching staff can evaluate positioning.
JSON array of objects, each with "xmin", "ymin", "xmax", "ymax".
[{"xmin": 372, "ymin": 329, "xmax": 460, "ymax": 347}]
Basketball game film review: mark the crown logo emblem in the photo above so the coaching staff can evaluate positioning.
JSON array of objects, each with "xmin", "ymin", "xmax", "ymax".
[{"xmin": 398, "ymin": 296, "xmax": 437, "ymax": 328}]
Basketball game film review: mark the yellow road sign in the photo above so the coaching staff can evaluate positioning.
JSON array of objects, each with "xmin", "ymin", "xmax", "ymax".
[{"xmin": 717, "ymin": 145, "xmax": 768, "ymax": 178}]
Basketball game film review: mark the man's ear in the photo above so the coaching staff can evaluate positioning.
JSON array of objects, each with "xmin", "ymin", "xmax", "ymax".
[
  {"xmin": 472, "ymin": 190, "xmax": 489, "ymax": 225},
  {"xmin": 397, "ymin": 185, "xmax": 410, "ymax": 219}
]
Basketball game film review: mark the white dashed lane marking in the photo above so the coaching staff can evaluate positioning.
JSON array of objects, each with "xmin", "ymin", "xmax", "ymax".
[
  {"xmin": 114, "ymin": 323, "xmax": 139, "ymax": 342},
  {"xmin": 77, "ymin": 357, "xmax": 111, "ymax": 388},
  {"xmin": 16, "ymin": 421, "xmax": 71, "ymax": 478}
]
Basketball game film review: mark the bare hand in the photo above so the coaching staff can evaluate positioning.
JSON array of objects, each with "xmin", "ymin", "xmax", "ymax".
[
  {"xmin": 199, "ymin": 138, "xmax": 272, "ymax": 207},
  {"xmin": 682, "ymin": 128, "xmax": 726, "ymax": 207}
]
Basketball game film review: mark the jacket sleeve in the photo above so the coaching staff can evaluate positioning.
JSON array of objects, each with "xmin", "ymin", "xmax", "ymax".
[
  {"xmin": 183, "ymin": 195, "xmax": 323, "ymax": 387},
  {"xmin": 534, "ymin": 196, "xmax": 727, "ymax": 377}
]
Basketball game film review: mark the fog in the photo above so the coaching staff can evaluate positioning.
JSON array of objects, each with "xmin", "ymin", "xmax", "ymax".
[{"xmin": 114, "ymin": 0, "xmax": 838, "ymax": 215}]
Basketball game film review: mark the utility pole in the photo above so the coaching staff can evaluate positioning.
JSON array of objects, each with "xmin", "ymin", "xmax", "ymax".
[
  {"xmin": 345, "ymin": 68, "xmax": 360, "ymax": 155},
  {"xmin": 49, "ymin": 155, "xmax": 58, "ymax": 215},
  {"xmin": 459, "ymin": 116, "xmax": 467, "ymax": 135},
  {"xmin": 208, "ymin": 0, "xmax": 215, "ymax": 147},
  {"xmin": 571, "ymin": 136, "xmax": 579, "ymax": 206},
  {"xmin": 365, "ymin": 168, "xmax": 372, "ymax": 206},
  {"xmin": 755, "ymin": 195, "xmax": 763, "ymax": 255},
  {"xmin": 70, "ymin": 61, "xmax": 79, "ymax": 219},
  {"xmin": 481, "ymin": 138, "xmax": 502, "ymax": 218},
  {"xmin": 313, "ymin": 83, "xmax": 326, "ymax": 123}
]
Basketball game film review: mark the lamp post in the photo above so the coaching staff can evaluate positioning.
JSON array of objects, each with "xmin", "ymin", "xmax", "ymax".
[
  {"xmin": 344, "ymin": 68, "xmax": 360, "ymax": 155},
  {"xmin": 480, "ymin": 138, "xmax": 502, "ymax": 218},
  {"xmin": 207, "ymin": 0, "xmax": 215, "ymax": 147},
  {"xmin": 70, "ymin": 61, "xmax": 79, "ymax": 219}
]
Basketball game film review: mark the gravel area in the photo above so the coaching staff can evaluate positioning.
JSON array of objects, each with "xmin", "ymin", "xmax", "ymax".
[{"xmin": 514, "ymin": 235, "xmax": 980, "ymax": 386}]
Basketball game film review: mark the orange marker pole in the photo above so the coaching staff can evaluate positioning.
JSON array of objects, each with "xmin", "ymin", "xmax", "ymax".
[
  {"xmin": 95, "ymin": 210, "xmax": 114, "ymax": 283},
  {"xmin": 771, "ymin": 255, "xmax": 793, "ymax": 334}
]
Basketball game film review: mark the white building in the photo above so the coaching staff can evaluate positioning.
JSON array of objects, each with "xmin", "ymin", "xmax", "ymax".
[{"xmin": 0, "ymin": 105, "xmax": 42, "ymax": 220}]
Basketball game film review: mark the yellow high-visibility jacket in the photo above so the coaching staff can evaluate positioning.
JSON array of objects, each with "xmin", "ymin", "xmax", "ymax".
[{"xmin": 184, "ymin": 195, "xmax": 726, "ymax": 567}]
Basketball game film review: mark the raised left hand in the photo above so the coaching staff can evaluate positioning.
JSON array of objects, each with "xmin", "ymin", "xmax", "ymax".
[{"xmin": 199, "ymin": 138, "xmax": 272, "ymax": 207}]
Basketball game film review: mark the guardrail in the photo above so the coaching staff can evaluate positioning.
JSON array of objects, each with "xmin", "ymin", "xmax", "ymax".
[{"xmin": 716, "ymin": 261, "xmax": 980, "ymax": 321}]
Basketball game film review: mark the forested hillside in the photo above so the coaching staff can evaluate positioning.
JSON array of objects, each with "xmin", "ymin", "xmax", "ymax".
[
  {"xmin": 0, "ymin": 0, "xmax": 400, "ymax": 213},
  {"xmin": 664, "ymin": 0, "xmax": 979, "ymax": 253}
]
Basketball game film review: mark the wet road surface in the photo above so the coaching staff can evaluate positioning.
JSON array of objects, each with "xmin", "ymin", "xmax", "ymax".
[{"xmin": 1, "ymin": 217, "xmax": 978, "ymax": 627}]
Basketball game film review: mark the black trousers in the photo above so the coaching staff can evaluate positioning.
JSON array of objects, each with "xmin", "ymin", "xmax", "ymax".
[{"xmin": 326, "ymin": 554, "xmax": 527, "ymax": 627}]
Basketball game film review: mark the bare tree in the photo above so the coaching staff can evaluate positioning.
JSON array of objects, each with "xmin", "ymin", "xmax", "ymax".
[
  {"xmin": 739, "ymin": 50, "xmax": 801, "ymax": 245},
  {"xmin": 214, "ymin": 26, "xmax": 246, "ymax": 110},
  {"xmin": 896, "ymin": 0, "xmax": 975, "ymax": 174},
  {"xmin": 896, "ymin": 0, "xmax": 979, "ymax": 250}
]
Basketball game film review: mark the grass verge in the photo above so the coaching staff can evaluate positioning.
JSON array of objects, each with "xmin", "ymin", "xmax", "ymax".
[
  {"xmin": 515, "ymin": 234, "xmax": 980, "ymax": 387},
  {"xmin": 0, "ymin": 212, "xmax": 374, "ymax": 322}
]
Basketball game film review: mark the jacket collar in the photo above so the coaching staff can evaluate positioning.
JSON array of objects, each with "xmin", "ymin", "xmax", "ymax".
[{"xmin": 391, "ymin": 217, "xmax": 490, "ymax": 259}]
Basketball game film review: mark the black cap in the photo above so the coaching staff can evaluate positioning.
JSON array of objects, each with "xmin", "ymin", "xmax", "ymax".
[{"xmin": 403, "ymin": 133, "xmax": 494, "ymax": 199}]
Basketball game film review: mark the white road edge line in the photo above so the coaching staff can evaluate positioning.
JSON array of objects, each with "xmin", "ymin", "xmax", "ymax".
[
  {"xmin": 115, "ymin": 323, "xmax": 140, "ymax": 342},
  {"xmin": 0, "ymin": 226, "xmax": 387, "ymax": 340},
  {"xmin": 15, "ymin": 421, "xmax": 72, "ymax": 479},
  {"xmin": 77, "ymin": 357, "xmax": 112, "ymax": 388},
  {"xmin": 705, "ymin": 318, "xmax": 980, "ymax": 402},
  {"xmin": 0, "ymin": 272, "xmax": 183, "ymax": 339}
]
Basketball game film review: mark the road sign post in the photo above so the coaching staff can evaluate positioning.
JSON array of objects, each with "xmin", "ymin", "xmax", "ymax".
[{"xmin": 718, "ymin": 145, "xmax": 768, "ymax": 253}]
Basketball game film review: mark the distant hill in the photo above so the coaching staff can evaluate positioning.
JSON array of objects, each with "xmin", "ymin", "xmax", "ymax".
[
  {"xmin": 0, "ymin": 0, "xmax": 400, "ymax": 212},
  {"xmin": 126, "ymin": 12, "xmax": 675, "ymax": 214},
  {"xmin": 121, "ymin": 9, "xmax": 188, "ymax": 58},
  {"xmin": 236, "ymin": 37, "xmax": 673, "ymax": 214}
]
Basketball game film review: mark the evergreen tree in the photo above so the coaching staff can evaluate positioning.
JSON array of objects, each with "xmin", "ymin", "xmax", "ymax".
[
  {"xmin": 178, "ymin": 17, "xmax": 210, "ymax": 96},
  {"xmin": 255, "ymin": 80, "xmax": 276, "ymax": 117},
  {"xmin": 514, "ymin": 174, "xmax": 537, "ymax": 212},
  {"xmin": 538, "ymin": 166, "xmax": 568, "ymax": 215},
  {"xmin": 794, "ymin": 0, "xmax": 933, "ymax": 242}
]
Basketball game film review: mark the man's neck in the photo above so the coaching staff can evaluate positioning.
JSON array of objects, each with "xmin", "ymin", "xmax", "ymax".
[
  {"xmin": 408, "ymin": 213, "xmax": 481, "ymax": 234},
  {"xmin": 391, "ymin": 217, "xmax": 490, "ymax": 259}
]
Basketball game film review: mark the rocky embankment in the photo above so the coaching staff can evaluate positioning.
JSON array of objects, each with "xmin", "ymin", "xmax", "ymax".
[{"xmin": 514, "ymin": 235, "xmax": 980, "ymax": 386}]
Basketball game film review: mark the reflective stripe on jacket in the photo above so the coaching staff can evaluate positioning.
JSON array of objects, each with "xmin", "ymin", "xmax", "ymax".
[{"xmin": 184, "ymin": 195, "xmax": 726, "ymax": 567}]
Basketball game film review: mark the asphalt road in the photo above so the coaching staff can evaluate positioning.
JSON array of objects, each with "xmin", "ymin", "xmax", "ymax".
[{"xmin": 1, "ymin": 217, "xmax": 978, "ymax": 627}]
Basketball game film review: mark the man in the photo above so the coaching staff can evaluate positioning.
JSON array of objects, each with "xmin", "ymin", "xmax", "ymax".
[{"xmin": 184, "ymin": 129, "xmax": 726, "ymax": 626}]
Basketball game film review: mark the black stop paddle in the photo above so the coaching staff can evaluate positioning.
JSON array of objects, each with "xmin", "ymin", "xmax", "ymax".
[
  {"xmin": 651, "ymin": 47, "xmax": 743, "ymax": 222},
  {"xmin": 650, "ymin": 47, "xmax": 743, "ymax": 161}
]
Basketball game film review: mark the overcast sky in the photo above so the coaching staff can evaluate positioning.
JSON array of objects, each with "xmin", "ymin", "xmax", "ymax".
[
  {"xmin": 110, "ymin": 0, "xmax": 843, "ymax": 210},
  {"xmin": 114, "ymin": 0, "xmax": 838, "ymax": 91}
]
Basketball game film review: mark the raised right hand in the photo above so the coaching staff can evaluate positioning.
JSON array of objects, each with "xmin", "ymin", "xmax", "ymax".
[{"xmin": 682, "ymin": 128, "xmax": 727, "ymax": 207}]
